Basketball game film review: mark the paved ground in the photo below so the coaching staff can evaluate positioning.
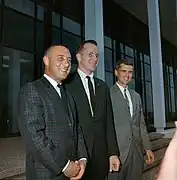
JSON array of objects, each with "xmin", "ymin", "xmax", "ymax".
[
  {"xmin": 0, "ymin": 132, "xmax": 173, "ymax": 180},
  {"xmin": 0, "ymin": 137, "xmax": 25, "ymax": 179}
]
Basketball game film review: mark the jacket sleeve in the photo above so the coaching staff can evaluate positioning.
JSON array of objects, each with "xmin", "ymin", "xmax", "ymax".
[
  {"xmin": 139, "ymin": 95, "xmax": 152, "ymax": 151},
  {"xmin": 105, "ymin": 85, "xmax": 120, "ymax": 157},
  {"xmin": 18, "ymin": 83, "xmax": 68, "ymax": 176}
]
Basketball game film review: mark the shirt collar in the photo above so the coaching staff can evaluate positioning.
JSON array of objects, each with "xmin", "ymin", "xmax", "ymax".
[
  {"xmin": 77, "ymin": 68, "xmax": 94, "ymax": 79},
  {"xmin": 116, "ymin": 82, "xmax": 128, "ymax": 93},
  {"xmin": 44, "ymin": 74, "xmax": 59, "ymax": 88}
]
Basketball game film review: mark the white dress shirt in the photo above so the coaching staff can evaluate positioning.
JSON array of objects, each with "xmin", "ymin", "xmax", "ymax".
[
  {"xmin": 116, "ymin": 83, "xmax": 133, "ymax": 117},
  {"xmin": 44, "ymin": 74, "xmax": 61, "ymax": 97},
  {"xmin": 43, "ymin": 74, "xmax": 86, "ymax": 172},
  {"xmin": 77, "ymin": 68, "xmax": 95, "ymax": 116}
]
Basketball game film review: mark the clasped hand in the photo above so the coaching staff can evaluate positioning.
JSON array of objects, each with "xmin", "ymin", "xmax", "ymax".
[{"xmin": 63, "ymin": 160, "xmax": 87, "ymax": 180}]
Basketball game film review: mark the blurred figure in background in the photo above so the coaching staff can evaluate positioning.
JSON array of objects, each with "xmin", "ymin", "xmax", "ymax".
[{"xmin": 156, "ymin": 121, "xmax": 177, "ymax": 180}]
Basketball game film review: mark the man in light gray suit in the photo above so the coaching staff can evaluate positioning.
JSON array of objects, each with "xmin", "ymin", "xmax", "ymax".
[{"xmin": 108, "ymin": 59, "xmax": 155, "ymax": 180}]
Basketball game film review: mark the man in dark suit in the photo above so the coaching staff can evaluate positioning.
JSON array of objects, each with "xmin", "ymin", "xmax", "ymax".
[
  {"xmin": 18, "ymin": 45, "xmax": 87, "ymax": 180},
  {"xmin": 108, "ymin": 59, "xmax": 155, "ymax": 180},
  {"xmin": 65, "ymin": 40, "xmax": 120, "ymax": 180}
]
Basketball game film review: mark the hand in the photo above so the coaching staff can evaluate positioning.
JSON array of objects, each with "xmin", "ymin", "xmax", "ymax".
[
  {"xmin": 70, "ymin": 159, "xmax": 87, "ymax": 180},
  {"xmin": 145, "ymin": 150, "xmax": 155, "ymax": 164},
  {"xmin": 109, "ymin": 155, "xmax": 121, "ymax": 172},
  {"xmin": 156, "ymin": 122, "xmax": 177, "ymax": 180},
  {"xmin": 63, "ymin": 161, "xmax": 81, "ymax": 178}
]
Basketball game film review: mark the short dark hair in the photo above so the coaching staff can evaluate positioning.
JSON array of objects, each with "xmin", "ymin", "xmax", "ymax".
[
  {"xmin": 76, "ymin": 40, "xmax": 97, "ymax": 54},
  {"xmin": 115, "ymin": 59, "xmax": 134, "ymax": 69}
]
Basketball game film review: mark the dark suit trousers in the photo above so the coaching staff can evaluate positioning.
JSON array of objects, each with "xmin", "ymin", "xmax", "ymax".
[
  {"xmin": 108, "ymin": 141, "xmax": 144, "ymax": 180},
  {"xmin": 81, "ymin": 145, "xmax": 108, "ymax": 180}
]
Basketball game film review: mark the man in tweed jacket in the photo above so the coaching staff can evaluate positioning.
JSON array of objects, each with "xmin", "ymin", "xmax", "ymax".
[{"xmin": 18, "ymin": 45, "xmax": 87, "ymax": 180}]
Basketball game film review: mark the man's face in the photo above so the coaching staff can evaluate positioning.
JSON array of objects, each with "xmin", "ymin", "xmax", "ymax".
[
  {"xmin": 115, "ymin": 63, "xmax": 133, "ymax": 87},
  {"xmin": 43, "ymin": 46, "xmax": 71, "ymax": 83},
  {"xmin": 77, "ymin": 43, "xmax": 99, "ymax": 74}
]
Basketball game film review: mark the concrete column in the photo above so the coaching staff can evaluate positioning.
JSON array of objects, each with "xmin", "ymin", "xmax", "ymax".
[
  {"xmin": 84, "ymin": 0, "xmax": 105, "ymax": 80},
  {"xmin": 147, "ymin": 0, "xmax": 166, "ymax": 133}
]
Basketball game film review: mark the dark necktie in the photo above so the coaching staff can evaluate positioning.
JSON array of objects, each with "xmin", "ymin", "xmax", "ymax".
[
  {"xmin": 86, "ymin": 76, "xmax": 95, "ymax": 116},
  {"xmin": 124, "ymin": 88, "xmax": 130, "ymax": 114},
  {"xmin": 57, "ymin": 84, "xmax": 68, "ymax": 113}
]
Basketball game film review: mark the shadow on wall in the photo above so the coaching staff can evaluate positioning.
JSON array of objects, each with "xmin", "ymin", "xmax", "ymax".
[{"xmin": 0, "ymin": 106, "xmax": 8, "ymax": 138}]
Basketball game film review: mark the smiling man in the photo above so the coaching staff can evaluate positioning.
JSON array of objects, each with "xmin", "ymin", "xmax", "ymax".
[
  {"xmin": 65, "ymin": 40, "xmax": 120, "ymax": 180},
  {"xmin": 108, "ymin": 59, "xmax": 155, "ymax": 180},
  {"xmin": 18, "ymin": 45, "xmax": 87, "ymax": 180}
]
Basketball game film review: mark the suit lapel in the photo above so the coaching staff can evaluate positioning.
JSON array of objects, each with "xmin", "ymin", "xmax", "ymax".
[
  {"xmin": 129, "ymin": 89, "xmax": 137, "ymax": 120},
  {"xmin": 66, "ymin": 91, "xmax": 75, "ymax": 131},
  {"xmin": 94, "ymin": 78, "xmax": 100, "ymax": 116},
  {"xmin": 40, "ymin": 76, "xmax": 73, "ymax": 126},
  {"xmin": 114, "ymin": 84, "xmax": 130, "ymax": 114},
  {"xmin": 75, "ymin": 73, "xmax": 93, "ymax": 116}
]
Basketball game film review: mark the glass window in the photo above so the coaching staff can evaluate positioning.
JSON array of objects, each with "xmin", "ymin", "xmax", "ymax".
[
  {"xmin": 140, "ymin": 62, "xmax": 144, "ymax": 80},
  {"xmin": 105, "ymin": 72, "xmax": 113, "ymax": 87},
  {"xmin": 165, "ymin": 89, "xmax": 169, "ymax": 116},
  {"xmin": 37, "ymin": 5, "xmax": 44, "ymax": 21},
  {"xmin": 141, "ymin": 80, "xmax": 146, "ymax": 111},
  {"xmin": 120, "ymin": 43, "xmax": 124, "ymax": 54},
  {"xmin": 113, "ymin": 51, "xmax": 116, "ymax": 68},
  {"xmin": 167, "ymin": 73, "xmax": 170, "ymax": 88},
  {"xmin": 52, "ymin": 27, "xmax": 61, "ymax": 44},
  {"xmin": 4, "ymin": 8, "xmax": 34, "ymax": 52},
  {"xmin": 104, "ymin": 36, "xmax": 112, "ymax": 48},
  {"xmin": 170, "ymin": 73, "xmax": 174, "ymax": 88},
  {"xmin": 144, "ymin": 54, "xmax": 150, "ymax": 64},
  {"xmin": 104, "ymin": 48, "xmax": 113, "ymax": 72},
  {"xmin": 169, "ymin": 66, "xmax": 173, "ymax": 73},
  {"xmin": 2, "ymin": 47, "xmax": 34, "ymax": 134},
  {"xmin": 113, "ymin": 40, "xmax": 116, "ymax": 51},
  {"xmin": 125, "ymin": 45, "xmax": 134, "ymax": 57},
  {"xmin": 170, "ymin": 88, "xmax": 175, "ymax": 112},
  {"xmin": 5, "ymin": 0, "xmax": 35, "ymax": 17},
  {"xmin": 63, "ymin": 16, "xmax": 81, "ymax": 36},
  {"xmin": 144, "ymin": 64, "xmax": 151, "ymax": 81},
  {"xmin": 129, "ymin": 78, "xmax": 135, "ymax": 90},
  {"xmin": 36, "ymin": 21, "xmax": 44, "ymax": 53},
  {"xmin": 164, "ymin": 71, "xmax": 168, "ymax": 87},
  {"xmin": 62, "ymin": 31, "xmax": 81, "ymax": 63},
  {"xmin": 120, "ymin": 54, "xmax": 124, "ymax": 60},
  {"xmin": 168, "ymin": 87, "xmax": 172, "ymax": 112},
  {"xmin": 140, "ymin": 53, "xmax": 143, "ymax": 61},
  {"xmin": 52, "ymin": 12, "xmax": 60, "ymax": 28},
  {"xmin": 166, "ymin": 65, "xmax": 169, "ymax": 72},
  {"xmin": 145, "ymin": 82, "xmax": 153, "ymax": 113}
]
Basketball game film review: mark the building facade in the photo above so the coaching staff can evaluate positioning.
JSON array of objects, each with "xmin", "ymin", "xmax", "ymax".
[{"xmin": 0, "ymin": 0, "xmax": 176, "ymax": 137}]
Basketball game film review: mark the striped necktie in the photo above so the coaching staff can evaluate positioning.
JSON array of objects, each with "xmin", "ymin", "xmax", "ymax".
[{"xmin": 124, "ymin": 88, "xmax": 130, "ymax": 114}]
